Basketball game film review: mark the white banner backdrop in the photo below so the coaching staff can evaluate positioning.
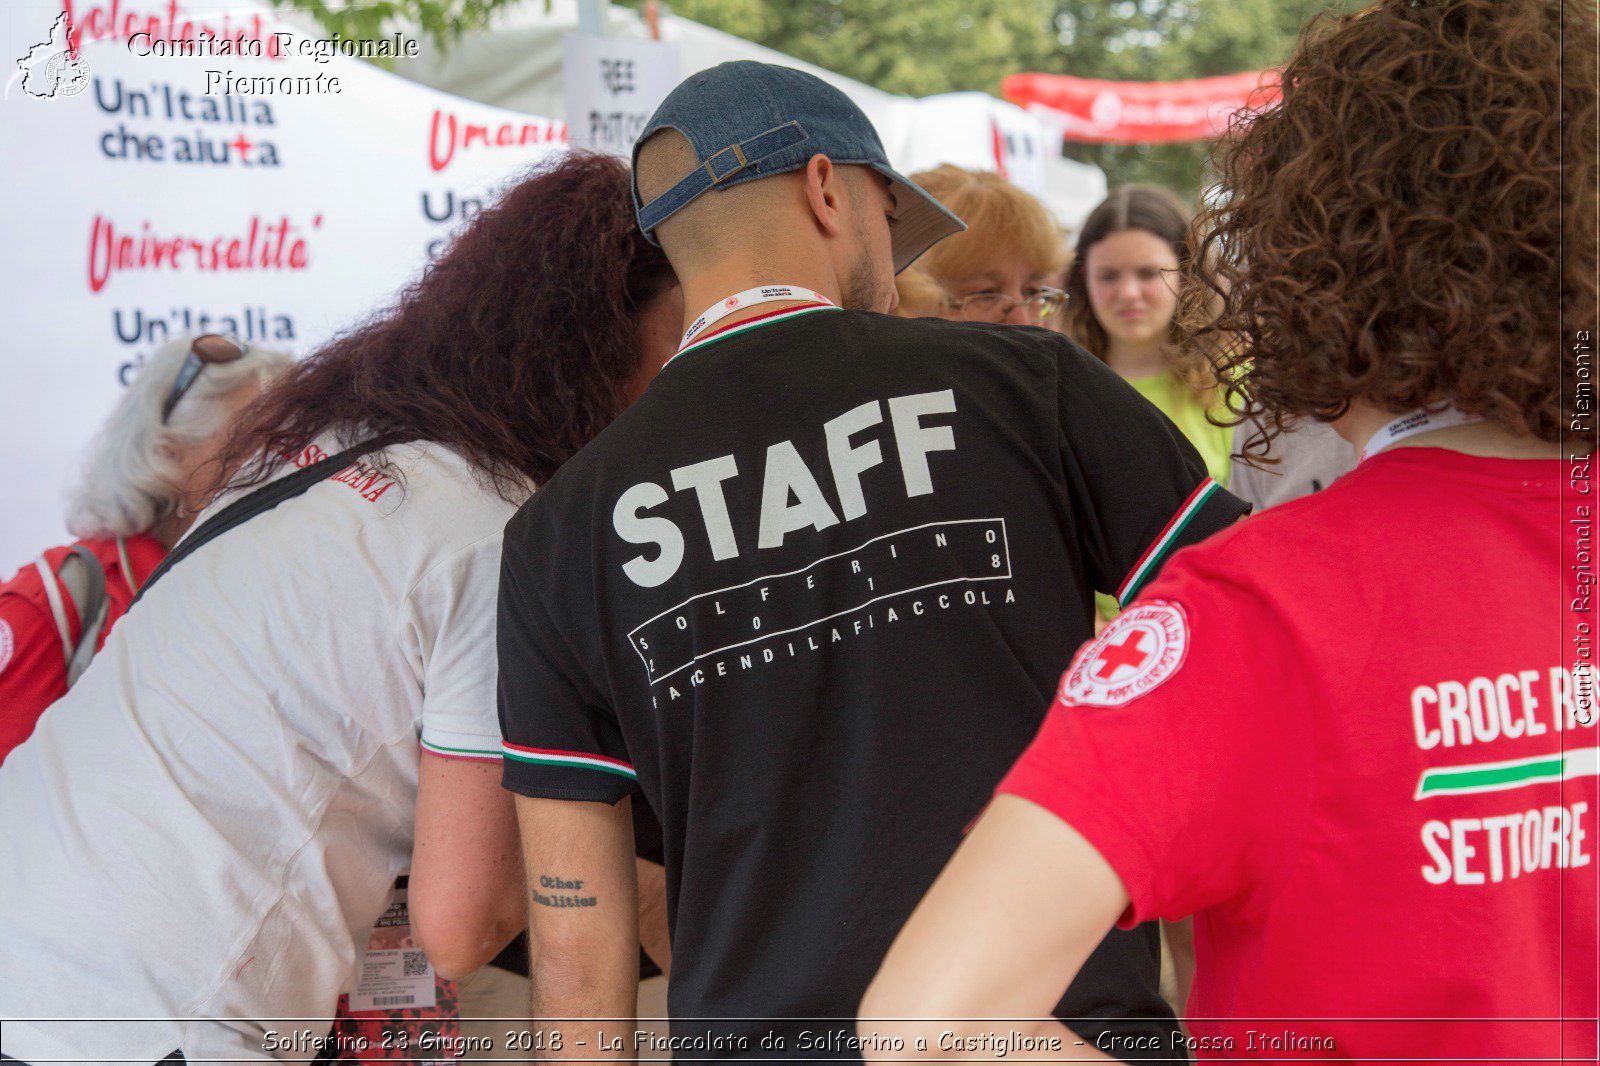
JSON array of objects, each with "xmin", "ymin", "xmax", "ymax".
[{"xmin": 0, "ymin": 1, "xmax": 569, "ymax": 570}]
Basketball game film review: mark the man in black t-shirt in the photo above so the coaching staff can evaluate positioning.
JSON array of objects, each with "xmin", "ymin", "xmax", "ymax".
[{"xmin": 496, "ymin": 62, "xmax": 1247, "ymax": 1060}]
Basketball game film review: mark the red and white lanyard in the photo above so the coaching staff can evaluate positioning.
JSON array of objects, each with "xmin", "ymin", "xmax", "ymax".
[
  {"xmin": 678, "ymin": 285, "xmax": 834, "ymax": 350},
  {"xmin": 1361, "ymin": 406, "xmax": 1486, "ymax": 463}
]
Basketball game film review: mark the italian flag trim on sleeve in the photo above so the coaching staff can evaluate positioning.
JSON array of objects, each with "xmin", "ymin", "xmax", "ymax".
[
  {"xmin": 419, "ymin": 737, "xmax": 503, "ymax": 763},
  {"xmin": 1116, "ymin": 477, "xmax": 1223, "ymax": 604},
  {"xmin": 501, "ymin": 742, "xmax": 638, "ymax": 781}
]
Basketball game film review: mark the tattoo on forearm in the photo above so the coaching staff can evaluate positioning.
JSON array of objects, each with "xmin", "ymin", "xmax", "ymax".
[{"xmin": 532, "ymin": 874, "xmax": 598, "ymax": 909}]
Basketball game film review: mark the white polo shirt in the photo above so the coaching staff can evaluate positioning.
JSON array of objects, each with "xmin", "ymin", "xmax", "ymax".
[{"xmin": 0, "ymin": 439, "xmax": 517, "ymax": 1063}]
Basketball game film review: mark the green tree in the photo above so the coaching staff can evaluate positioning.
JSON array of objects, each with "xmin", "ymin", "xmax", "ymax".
[
  {"xmin": 639, "ymin": 0, "xmax": 1060, "ymax": 98},
  {"xmin": 265, "ymin": 0, "xmax": 529, "ymax": 58},
  {"xmin": 633, "ymin": 0, "xmax": 1364, "ymax": 196},
  {"xmin": 1046, "ymin": 0, "xmax": 1363, "ymax": 194},
  {"xmin": 270, "ymin": 0, "xmax": 1048, "ymax": 83}
]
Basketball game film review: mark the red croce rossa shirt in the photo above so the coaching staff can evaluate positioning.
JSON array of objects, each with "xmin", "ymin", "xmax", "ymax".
[{"xmin": 1002, "ymin": 448, "xmax": 1598, "ymax": 1061}]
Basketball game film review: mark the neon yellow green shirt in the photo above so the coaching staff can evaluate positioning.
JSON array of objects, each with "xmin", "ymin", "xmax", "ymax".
[{"xmin": 1125, "ymin": 372, "xmax": 1234, "ymax": 487}]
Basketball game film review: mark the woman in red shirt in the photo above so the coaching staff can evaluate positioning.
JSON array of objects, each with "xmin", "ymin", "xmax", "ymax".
[
  {"xmin": 0, "ymin": 334, "xmax": 288, "ymax": 760},
  {"xmin": 861, "ymin": 0, "xmax": 1597, "ymax": 1061}
]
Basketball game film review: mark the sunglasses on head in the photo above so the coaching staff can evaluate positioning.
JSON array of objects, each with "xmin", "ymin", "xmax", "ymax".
[{"xmin": 160, "ymin": 334, "xmax": 247, "ymax": 425}]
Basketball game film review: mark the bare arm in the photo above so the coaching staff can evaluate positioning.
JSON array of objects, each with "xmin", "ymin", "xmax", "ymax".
[
  {"xmin": 517, "ymin": 794, "xmax": 640, "ymax": 1060},
  {"xmin": 1162, "ymin": 917, "xmax": 1196, "ymax": 1022},
  {"xmin": 858, "ymin": 795, "xmax": 1128, "ymax": 1063},
  {"xmin": 635, "ymin": 857, "xmax": 671, "ymax": 976},
  {"xmin": 409, "ymin": 753, "xmax": 525, "ymax": 979}
]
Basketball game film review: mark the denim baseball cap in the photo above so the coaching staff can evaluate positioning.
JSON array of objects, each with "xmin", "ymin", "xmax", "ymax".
[{"xmin": 632, "ymin": 61, "xmax": 966, "ymax": 274}]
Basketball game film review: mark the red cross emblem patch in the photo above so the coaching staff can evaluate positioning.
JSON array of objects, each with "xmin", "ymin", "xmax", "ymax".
[{"xmin": 1058, "ymin": 601, "xmax": 1189, "ymax": 707}]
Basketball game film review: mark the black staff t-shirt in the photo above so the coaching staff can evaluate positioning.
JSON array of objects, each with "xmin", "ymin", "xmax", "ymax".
[{"xmin": 498, "ymin": 308, "xmax": 1247, "ymax": 1059}]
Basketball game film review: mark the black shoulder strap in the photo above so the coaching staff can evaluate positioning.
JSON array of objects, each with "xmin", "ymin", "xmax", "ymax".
[{"xmin": 131, "ymin": 442, "xmax": 378, "ymax": 607}]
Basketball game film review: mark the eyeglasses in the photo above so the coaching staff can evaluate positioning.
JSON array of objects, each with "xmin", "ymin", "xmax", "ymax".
[
  {"xmin": 946, "ymin": 286, "xmax": 1069, "ymax": 323},
  {"xmin": 160, "ymin": 334, "xmax": 247, "ymax": 425}
]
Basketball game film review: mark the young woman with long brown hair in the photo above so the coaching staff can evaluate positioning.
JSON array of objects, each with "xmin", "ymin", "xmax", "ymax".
[
  {"xmin": 0, "ymin": 151, "xmax": 679, "ymax": 1064},
  {"xmin": 1065, "ymin": 185, "xmax": 1234, "ymax": 487}
]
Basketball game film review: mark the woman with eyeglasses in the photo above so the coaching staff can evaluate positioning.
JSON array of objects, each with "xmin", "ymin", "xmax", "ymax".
[
  {"xmin": 1066, "ymin": 185, "xmax": 1234, "ymax": 488},
  {"xmin": 0, "ymin": 151, "xmax": 681, "ymax": 1065},
  {"xmin": 0, "ymin": 333, "xmax": 289, "ymax": 763},
  {"xmin": 899, "ymin": 165, "xmax": 1070, "ymax": 327}
]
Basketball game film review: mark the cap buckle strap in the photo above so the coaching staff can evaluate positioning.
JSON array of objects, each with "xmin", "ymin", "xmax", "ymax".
[
  {"xmin": 704, "ymin": 143, "xmax": 748, "ymax": 185},
  {"xmin": 637, "ymin": 121, "xmax": 810, "ymax": 237}
]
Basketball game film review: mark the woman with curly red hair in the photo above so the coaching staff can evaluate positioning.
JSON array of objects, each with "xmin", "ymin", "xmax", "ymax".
[
  {"xmin": 862, "ymin": 0, "xmax": 1597, "ymax": 1060},
  {"xmin": 0, "ymin": 152, "xmax": 678, "ymax": 1064}
]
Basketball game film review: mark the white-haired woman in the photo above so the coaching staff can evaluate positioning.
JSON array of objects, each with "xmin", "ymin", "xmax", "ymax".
[{"xmin": 0, "ymin": 333, "xmax": 288, "ymax": 762}]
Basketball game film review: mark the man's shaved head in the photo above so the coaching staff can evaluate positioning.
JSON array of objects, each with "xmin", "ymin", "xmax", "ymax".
[{"xmin": 634, "ymin": 128, "xmax": 899, "ymax": 313}]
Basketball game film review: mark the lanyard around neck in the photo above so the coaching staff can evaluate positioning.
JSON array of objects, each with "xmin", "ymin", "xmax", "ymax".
[
  {"xmin": 1361, "ymin": 406, "xmax": 1486, "ymax": 462},
  {"xmin": 678, "ymin": 285, "xmax": 834, "ymax": 351}
]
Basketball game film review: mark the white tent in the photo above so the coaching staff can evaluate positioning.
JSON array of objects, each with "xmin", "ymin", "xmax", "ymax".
[{"xmin": 389, "ymin": 0, "xmax": 1106, "ymax": 232}]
